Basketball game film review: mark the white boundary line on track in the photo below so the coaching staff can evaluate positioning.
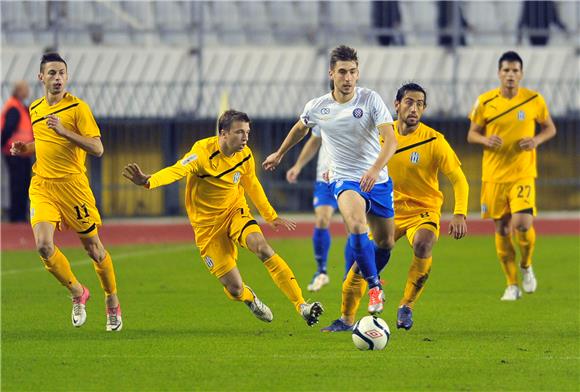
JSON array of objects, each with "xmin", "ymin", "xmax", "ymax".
[{"xmin": 1, "ymin": 244, "xmax": 194, "ymax": 276}]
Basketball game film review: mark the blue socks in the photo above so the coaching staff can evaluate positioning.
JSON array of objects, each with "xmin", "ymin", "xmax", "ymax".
[
  {"xmin": 374, "ymin": 243, "xmax": 392, "ymax": 273},
  {"xmin": 313, "ymin": 228, "xmax": 331, "ymax": 274},
  {"xmin": 344, "ymin": 241, "xmax": 356, "ymax": 279},
  {"xmin": 348, "ymin": 233, "xmax": 380, "ymax": 288}
]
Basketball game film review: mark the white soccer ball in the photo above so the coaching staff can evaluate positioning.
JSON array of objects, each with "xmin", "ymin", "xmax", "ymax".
[{"xmin": 352, "ymin": 315, "xmax": 390, "ymax": 350}]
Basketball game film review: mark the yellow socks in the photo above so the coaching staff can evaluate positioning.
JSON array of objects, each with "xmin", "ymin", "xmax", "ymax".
[
  {"xmin": 92, "ymin": 251, "xmax": 118, "ymax": 296},
  {"xmin": 495, "ymin": 233, "xmax": 518, "ymax": 285},
  {"xmin": 515, "ymin": 226, "xmax": 536, "ymax": 269},
  {"xmin": 400, "ymin": 256, "xmax": 432, "ymax": 308},
  {"xmin": 223, "ymin": 285, "xmax": 255, "ymax": 302},
  {"xmin": 341, "ymin": 268, "xmax": 367, "ymax": 325},
  {"xmin": 41, "ymin": 246, "xmax": 78, "ymax": 290},
  {"xmin": 264, "ymin": 254, "xmax": 305, "ymax": 313}
]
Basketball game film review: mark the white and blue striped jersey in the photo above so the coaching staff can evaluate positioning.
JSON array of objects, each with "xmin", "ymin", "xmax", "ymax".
[{"xmin": 300, "ymin": 87, "xmax": 393, "ymax": 183}]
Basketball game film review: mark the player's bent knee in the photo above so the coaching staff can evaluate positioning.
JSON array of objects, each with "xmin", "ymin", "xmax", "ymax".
[
  {"xmin": 84, "ymin": 243, "xmax": 106, "ymax": 262},
  {"xmin": 225, "ymin": 283, "xmax": 244, "ymax": 298},
  {"xmin": 413, "ymin": 240, "xmax": 433, "ymax": 258},
  {"xmin": 36, "ymin": 241, "xmax": 54, "ymax": 259}
]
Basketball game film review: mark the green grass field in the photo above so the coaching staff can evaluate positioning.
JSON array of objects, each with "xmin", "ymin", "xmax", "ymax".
[{"xmin": 2, "ymin": 236, "xmax": 579, "ymax": 391}]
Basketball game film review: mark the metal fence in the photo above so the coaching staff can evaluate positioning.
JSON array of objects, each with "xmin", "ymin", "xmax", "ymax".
[{"xmin": 87, "ymin": 117, "xmax": 579, "ymax": 218}]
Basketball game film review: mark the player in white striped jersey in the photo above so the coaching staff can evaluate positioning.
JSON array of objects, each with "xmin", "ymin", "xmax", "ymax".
[{"xmin": 263, "ymin": 45, "xmax": 397, "ymax": 315}]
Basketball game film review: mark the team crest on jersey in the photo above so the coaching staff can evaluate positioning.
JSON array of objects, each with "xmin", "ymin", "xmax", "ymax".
[
  {"xmin": 30, "ymin": 207, "xmax": 35, "ymax": 218},
  {"xmin": 353, "ymin": 108, "xmax": 363, "ymax": 118},
  {"xmin": 481, "ymin": 204, "xmax": 488, "ymax": 214},
  {"xmin": 232, "ymin": 172, "xmax": 241, "ymax": 184},
  {"xmin": 410, "ymin": 151, "xmax": 420, "ymax": 164},
  {"xmin": 517, "ymin": 110, "xmax": 526, "ymax": 121},
  {"xmin": 321, "ymin": 107, "xmax": 330, "ymax": 114},
  {"xmin": 204, "ymin": 256, "xmax": 214, "ymax": 269}
]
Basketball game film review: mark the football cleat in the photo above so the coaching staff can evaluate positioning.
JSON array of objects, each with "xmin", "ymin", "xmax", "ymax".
[
  {"xmin": 301, "ymin": 302, "xmax": 324, "ymax": 326},
  {"xmin": 106, "ymin": 305, "xmax": 123, "ymax": 332},
  {"xmin": 368, "ymin": 286, "xmax": 385, "ymax": 314},
  {"xmin": 521, "ymin": 266, "xmax": 537, "ymax": 293},
  {"xmin": 500, "ymin": 284, "xmax": 522, "ymax": 301},
  {"xmin": 396, "ymin": 305, "xmax": 413, "ymax": 330},
  {"xmin": 245, "ymin": 287, "xmax": 273, "ymax": 323},
  {"xmin": 71, "ymin": 286, "xmax": 90, "ymax": 327},
  {"xmin": 320, "ymin": 318, "xmax": 353, "ymax": 332},
  {"xmin": 307, "ymin": 272, "xmax": 330, "ymax": 292}
]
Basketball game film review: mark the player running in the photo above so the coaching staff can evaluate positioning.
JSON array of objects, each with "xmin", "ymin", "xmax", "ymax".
[
  {"xmin": 263, "ymin": 45, "xmax": 397, "ymax": 315},
  {"xmin": 123, "ymin": 109, "xmax": 323, "ymax": 326},
  {"xmin": 10, "ymin": 52, "xmax": 122, "ymax": 331},
  {"xmin": 322, "ymin": 82, "xmax": 469, "ymax": 331}
]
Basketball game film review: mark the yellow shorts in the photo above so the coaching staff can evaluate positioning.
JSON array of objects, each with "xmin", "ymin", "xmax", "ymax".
[
  {"xmin": 194, "ymin": 207, "xmax": 263, "ymax": 278},
  {"xmin": 481, "ymin": 178, "xmax": 536, "ymax": 219},
  {"xmin": 29, "ymin": 174, "xmax": 101, "ymax": 238},
  {"xmin": 395, "ymin": 210, "xmax": 440, "ymax": 246}
]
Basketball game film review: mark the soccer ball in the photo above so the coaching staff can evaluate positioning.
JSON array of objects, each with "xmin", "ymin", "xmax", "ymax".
[{"xmin": 352, "ymin": 315, "xmax": 390, "ymax": 350}]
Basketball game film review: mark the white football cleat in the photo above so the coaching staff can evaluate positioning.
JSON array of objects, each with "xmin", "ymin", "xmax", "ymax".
[
  {"xmin": 72, "ymin": 286, "xmax": 90, "ymax": 327},
  {"xmin": 106, "ymin": 305, "xmax": 123, "ymax": 332},
  {"xmin": 521, "ymin": 266, "xmax": 537, "ymax": 293},
  {"xmin": 307, "ymin": 272, "xmax": 330, "ymax": 292},
  {"xmin": 500, "ymin": 285, "xmax": 522, "ymax": 301},
  {"xmin": 300, "ymin": 302, "xmax": 324, "ymax": 326},
  {"xmin": 245, "ymin": 287, "xmax": 273, "ymax": 322}
]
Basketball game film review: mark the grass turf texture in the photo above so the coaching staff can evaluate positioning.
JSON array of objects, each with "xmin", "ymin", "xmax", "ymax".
[{"xmin": 2, "ymin": 236, "xmax": 579, "ymax": 391}]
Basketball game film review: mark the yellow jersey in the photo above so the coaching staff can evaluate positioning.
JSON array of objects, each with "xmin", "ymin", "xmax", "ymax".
[
  {"xmin": 148, "ymin": 136, "xmax": 278, "ymax": 227},
  {"xmin": 29, "ymin": 93, "xmax": 100, "ymax": 179},
  {"xmin": 469, "ymin": 87, "xmax": 549, "ymax": 183},
  {"xmin": 389, "ymin": 121, "xmax": 463, "ymax": 215}
]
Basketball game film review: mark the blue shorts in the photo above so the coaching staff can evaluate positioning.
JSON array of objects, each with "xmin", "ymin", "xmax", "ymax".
[
  {"xmin": 331, "ymin": 179, "xmax": 394, "ymax": 218},
  {"xmin": 313, "ymin": 181, "xmax": 338, "ymax": 209}
]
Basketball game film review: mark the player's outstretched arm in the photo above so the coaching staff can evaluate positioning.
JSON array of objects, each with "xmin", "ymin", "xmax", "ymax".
[
  {"xmin": 263, "ymin": 120, "xmax": 309, "ymax": 171},
  {"xmin": 10, "ymin": 141, "xmax": 35, "ymax": 156},
  {"xmin": 123, "ymin": 163, "xmax": 151, "ymax": 186},
  {"xmin": 286, "ymin": 135, "xmax": 322, "ymax": 183},
  {"xmin": 267, "ymin": 217, "xmax": 296, "ymax": 232}
]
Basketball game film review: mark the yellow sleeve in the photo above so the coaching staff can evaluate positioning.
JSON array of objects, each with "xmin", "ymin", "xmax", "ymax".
[
  {"xmin": 446, "ymin": 167, "xmax": 469, "ymax": 216},
  {"xmin": 148, "ymin": 148, "xmax": 200, "ymax": 189},
  {"xmin": 240, "ymin": 154, "xmax": 278, "ymax": 222},
  {"xmin": 468, "ymin": 97, "xmax": 486, "ymax": 127},
  {"xmin": 536, "ymin": 93, "xmax": 549, "ymax": 122},
  {"xmin": 75, "ymin": 101, "xmax": 101, "ymax": 137},
  {"xmin": 436, "ymin": 136, "xmax": 461, "ymax": 176}
]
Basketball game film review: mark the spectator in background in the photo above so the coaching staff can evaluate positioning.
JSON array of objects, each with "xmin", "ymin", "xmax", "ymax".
[
  {"xmin": 372, "ymin": 1, "xmax": 405, "ymax": 46},
  {"xmin": 518, "ymin": 1, "xmax": 568, "ymax": 46},
  {"xmin": 437, "ymin": 1, "xmax": 470, "ymax": 48},
  {"xmin": 1, "ymin": 81, "xmax": 33, "ymax": 222}
]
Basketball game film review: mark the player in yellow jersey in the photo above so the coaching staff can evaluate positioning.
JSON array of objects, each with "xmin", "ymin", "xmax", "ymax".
[
  {"xmin": 9, "ymin": 53, "xmax": 122, "ymax": 331},
  {"xmin": 467, "ymin": 51, "xmax": 556, "ymax": 301},
  {"xmin": 123, "ymin": 110, "xmax": 324, "ymax": 326},
  {"xmin": 321, "ymin": 83, "xmax": 469, "ymax": 332}
]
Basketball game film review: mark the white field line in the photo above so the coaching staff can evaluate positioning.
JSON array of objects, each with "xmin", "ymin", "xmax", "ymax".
[{"xmin": 1, "ymin": 244, "xmax": 194, "ymax": 276}]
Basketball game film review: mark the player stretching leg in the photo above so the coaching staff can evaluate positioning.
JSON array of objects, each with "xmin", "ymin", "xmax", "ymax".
[
  {"xmin": 124, "ymin": 110, "xmax": 323, "ymax": 326},
  {"xmin": 468, "ymin": 51, "xmax": 556, "ymax": 300},
  {"xmin": 10, "ymin": 53, "xmax": 122, "ymax": 331},
  {"xmin": 264, "ymin": 45, "xmax": 397, "ymax": 315},
  {"xmin": 322, "ymin": 83, "xmax": 469, "ymax": 332}
]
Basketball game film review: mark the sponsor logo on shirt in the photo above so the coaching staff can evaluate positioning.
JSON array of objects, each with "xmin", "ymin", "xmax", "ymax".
[
  {"xmin": 181, "ymin": 154, "xmax": 198, "ymax": 166},
  {"xmin": 321, "ymin": 107, "xmax": 330, "ymax": 114},
  {"xmin": 353, "ymin": 108, "xmax": 363, "ymax": 118},
  {"xmin": 410, "ymin": 151, "xmax": 420, "ymax": 164}
]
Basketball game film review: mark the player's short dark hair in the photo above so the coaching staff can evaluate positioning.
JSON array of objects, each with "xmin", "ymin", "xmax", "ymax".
[
  {"xmin": 329, "ymin": 45, "xmax": 358, "ymax": 69},
  {"xmin": 498, "ymin": 51, "xmax": 523, "ymax": 70},
  {"xmin": 218, "ymin": 109, "xmax": 251, "ymax": 133},
  {"xmin": 40, "ymin": 52, "xmax": 67, "ymax": 72},
  {"xmin": 395, "ymin": 83, "xmax": 427, "ymax": 106}
]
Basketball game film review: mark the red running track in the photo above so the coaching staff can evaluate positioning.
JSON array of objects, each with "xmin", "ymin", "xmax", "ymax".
[{"xmin": 2, "ymin": 217, "xmax": 578, "ymax": 251}]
